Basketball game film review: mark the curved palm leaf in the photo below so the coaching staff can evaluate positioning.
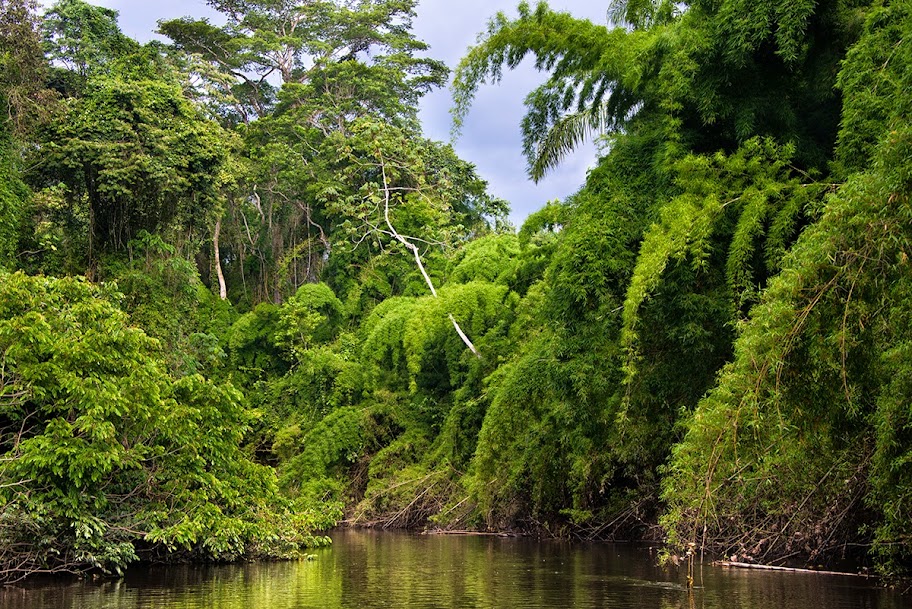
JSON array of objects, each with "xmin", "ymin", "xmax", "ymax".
[{"xmin": 528, "ymin": 103, "xmax": 612, "ymax": 182}]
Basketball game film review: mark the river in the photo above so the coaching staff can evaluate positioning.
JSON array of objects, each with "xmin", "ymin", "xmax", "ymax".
[{"xmin": 2, "ymin": 529, "xmax": 908, "ymax": 608}]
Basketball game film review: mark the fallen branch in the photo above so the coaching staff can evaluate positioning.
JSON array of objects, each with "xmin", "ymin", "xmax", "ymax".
[
  {"xmin": 714, "ymin": 561, "xmax": 871, "ymax": 578},
  {"xmin": 423, "ymin": 529, "xmax": 517, "ymax": 537}
]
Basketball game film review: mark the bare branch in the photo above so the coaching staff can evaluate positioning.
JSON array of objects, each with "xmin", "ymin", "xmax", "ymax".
[{"xmin": 379, "ymin": 157, "xmax": 481, "ymax": 358}]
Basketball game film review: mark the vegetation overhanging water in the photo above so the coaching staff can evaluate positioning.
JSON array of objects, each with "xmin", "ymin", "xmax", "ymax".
[{"xmin": 1, "ymin": 0, "xmax": 912, "ymax": 589}]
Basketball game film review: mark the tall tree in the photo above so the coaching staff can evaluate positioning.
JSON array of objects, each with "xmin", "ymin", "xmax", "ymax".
[
  {"xmin": 32, "ymin": 55, "xmax": 228, "ymax": 263},
  {"xmin": 161, "ymin": 0, "xmax": 492, "ymax": 305},
  {"xmin": 0, "ymin": 0, "xmax": 61, "ymax": 268},
  {"xmin": 42, "ymin": 0, "xmax": 138, "ymax": 93},
  {"xmin": 160, "ymin": 0, "xmax": 446, "ymax": 124},
  {"xmin": 0, "ymin": 0, "xmax": 57, "ymax": 136}
]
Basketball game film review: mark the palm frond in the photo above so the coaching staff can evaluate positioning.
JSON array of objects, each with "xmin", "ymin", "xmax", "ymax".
[{"xmin": 529, "ymin": 103, "xmax": 611, "ymax": 182}]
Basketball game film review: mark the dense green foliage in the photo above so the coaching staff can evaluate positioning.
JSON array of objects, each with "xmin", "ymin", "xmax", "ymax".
[
  {"xmin": 444, "ymin": 0, "xmax": 912, "ymax": 579},
  {"xmin": 661, "ymin": 0, "xmax": 912, "ymax": 574},
  {"xmin": 1, "ymin": 0, "xmax": 912, "ymax": 584},
  {"xmin": 0, "ymin": 272, "xmax": 335, "ymax": 580}
]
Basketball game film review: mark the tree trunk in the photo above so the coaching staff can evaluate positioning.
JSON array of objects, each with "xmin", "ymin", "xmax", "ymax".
[{"xmin": 213, "ymin": 217, "xmax": 227, "ymax": 300}]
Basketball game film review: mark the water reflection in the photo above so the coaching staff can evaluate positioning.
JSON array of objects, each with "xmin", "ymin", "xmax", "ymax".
[{"xmin": 1, "ymin": 529, "xmax": 907, "ymax": 609}]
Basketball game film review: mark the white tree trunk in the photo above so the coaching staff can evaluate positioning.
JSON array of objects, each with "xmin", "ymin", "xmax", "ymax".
[{"xmin": 214, "ymin": 217, "xmax": 228, "ymax": 300}]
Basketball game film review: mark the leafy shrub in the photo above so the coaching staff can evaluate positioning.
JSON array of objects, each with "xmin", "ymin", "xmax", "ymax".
[{"xmin": 0, "ymin": 272, "xmax": 328, "ymax": 580}]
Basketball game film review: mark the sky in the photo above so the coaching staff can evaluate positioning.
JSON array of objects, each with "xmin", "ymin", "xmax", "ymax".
[{"xmin": 50, "ymin": 0, "xmax": 611, "ymax": 227}]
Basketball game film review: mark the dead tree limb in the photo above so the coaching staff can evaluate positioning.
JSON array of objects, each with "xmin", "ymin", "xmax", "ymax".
[{"xmin": 379, "ymin": 158, "xmax": 481, "ymax": 358}]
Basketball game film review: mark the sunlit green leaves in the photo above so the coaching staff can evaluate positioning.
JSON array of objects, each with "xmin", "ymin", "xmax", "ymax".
[
  {"xmin": 39, "ymin": 74, "xmax": 227, "ymax": 254},
  {"xmin": 0, "ymin": 272, "xmax": 326, "ymax": 579}
]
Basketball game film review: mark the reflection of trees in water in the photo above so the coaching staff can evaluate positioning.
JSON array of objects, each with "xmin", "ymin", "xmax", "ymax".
[{"xmin": 0, "ymin": 532, "xmax": 901, "ymax": 609}]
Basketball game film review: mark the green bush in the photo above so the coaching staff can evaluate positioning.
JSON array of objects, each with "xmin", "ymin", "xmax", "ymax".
[{"xmin": 0, "ymin": 272, "xmax": 329, "ymax": 580}]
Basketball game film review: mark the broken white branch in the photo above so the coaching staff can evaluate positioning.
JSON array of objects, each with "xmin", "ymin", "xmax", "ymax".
[{"xmin": 380, "ymin": 158, "xmax": 481, "ymax": 359}]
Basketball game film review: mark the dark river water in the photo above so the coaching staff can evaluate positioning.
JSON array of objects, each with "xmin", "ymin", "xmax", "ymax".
[{"xmin": 2, "ymin": 529, "xmax": 909, "ymax": 608}]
